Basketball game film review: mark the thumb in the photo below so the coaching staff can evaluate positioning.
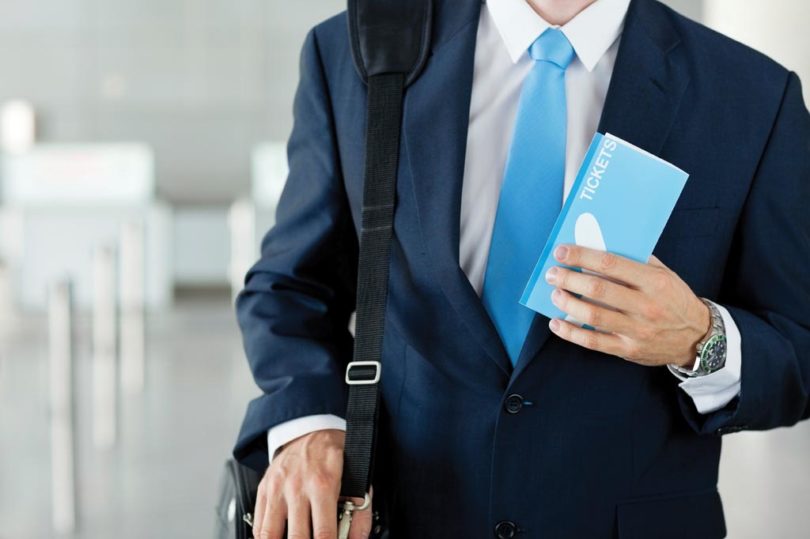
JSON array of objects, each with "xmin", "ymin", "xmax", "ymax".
[{"xmin": 348, "ymin": 488, "xmax": 374, "ymax": 539}]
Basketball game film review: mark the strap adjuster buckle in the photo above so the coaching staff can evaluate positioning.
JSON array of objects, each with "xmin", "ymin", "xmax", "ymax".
[{"xmin": 345, "ymin": 361, "xmax": 381, "ymax": 385}]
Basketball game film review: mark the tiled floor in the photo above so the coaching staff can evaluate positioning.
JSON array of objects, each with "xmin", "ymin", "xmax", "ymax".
[{"xmin": 1, "ymin": 297, "xmax": 808, "ymax": 538}]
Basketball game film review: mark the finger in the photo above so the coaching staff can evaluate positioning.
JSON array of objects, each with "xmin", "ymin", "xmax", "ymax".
[
  {"xmin": 286, "ymin": 493, "xmax": 311, "ymax": 539},
  {"xmin": 253, "ymin": 479, "xmax": 268, "ymax": 539},
  {"xmin": 545, "ymin": 266, "xmax": 645, "ymax": 314},
  {"xmin": 550, "ymin": 288, "xmax": 635, "ymax": 334},
  {"xmin": 554, "ymin": 245, "xmax": 648, "ymax": 288},
  {"xmin": 348, "ymin": 496, "xmax": 373, "ymax": 539},
  {"xmin": 310, "ymin": 487, "xmax": 338, "ymax": 539},
  {"xmin": 549, "ymin": 317, "xmax": 628, "ymax": 357},
  {"xmin": 260, "ymin": 491, "xmax": 287, "ymax": 539}
]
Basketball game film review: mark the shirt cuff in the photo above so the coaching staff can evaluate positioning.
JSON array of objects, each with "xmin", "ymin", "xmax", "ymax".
[
  {"xmin": 667, "ymin": 302, "xmax": 742, "ymax": 414},
  {"xmin": 266, "ymin": 414, "xmax": 346, "ymax": 464}
]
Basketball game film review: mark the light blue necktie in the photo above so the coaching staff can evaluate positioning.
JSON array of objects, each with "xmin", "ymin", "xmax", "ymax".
[{"xmin": 481, "ymin": 28, "xmax": 575, "ymax": 365}]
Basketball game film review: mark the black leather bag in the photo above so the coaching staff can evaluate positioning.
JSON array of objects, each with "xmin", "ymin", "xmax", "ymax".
[
  {"xmin": 215, "ymin": 1, "xmax": 433, "ymax": 537},
  {"xmin": 214, "ymin": 459, "xmax": 390, "ymax": 539},
  {"xmin": 215, "ymin": 459, "xmax": 262, "ymax": 539}
]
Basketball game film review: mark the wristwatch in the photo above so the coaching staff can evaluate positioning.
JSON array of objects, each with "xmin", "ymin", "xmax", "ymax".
[{"xmin": 671, "ymin": 299, "xmax": 727, "ymax": 378}]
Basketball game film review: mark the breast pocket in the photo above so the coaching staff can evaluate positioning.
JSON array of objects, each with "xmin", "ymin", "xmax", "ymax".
[
  {"xmin": 655, "ymin": 207, "xmax": 727, "ymax": 292},
  {"xmin": 659, "ymin": 207, "xmax": 721, "ymax": 241}
]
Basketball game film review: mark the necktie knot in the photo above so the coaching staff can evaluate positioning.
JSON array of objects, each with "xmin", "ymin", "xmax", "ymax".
[{"xmin": 529, "ymin": 28, "xmax": 575, "ymax": 69}]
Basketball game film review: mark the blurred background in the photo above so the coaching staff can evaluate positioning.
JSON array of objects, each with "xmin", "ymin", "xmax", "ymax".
[{"xmin": 0, "ymin": 0, "xmax": 807, "ymax": 537}]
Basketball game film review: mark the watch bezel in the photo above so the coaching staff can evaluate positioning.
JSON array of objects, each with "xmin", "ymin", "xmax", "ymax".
[{"xmin": 699, "ymin": 333, "xmax": 727, "ymax": 372}]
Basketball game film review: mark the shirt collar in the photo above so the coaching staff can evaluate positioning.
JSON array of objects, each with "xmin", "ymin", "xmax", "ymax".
[{"xmin": 486, "ymin": 0, "xmax": 631, "ymax": 71}]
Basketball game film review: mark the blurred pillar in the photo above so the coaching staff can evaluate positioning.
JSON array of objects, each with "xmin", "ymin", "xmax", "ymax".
[
  {"xmin": 92, "ymin": 245, "xmax": 117, "ymax": 449},
  {"xmin": 120, "ymin": 220, "xmax": 146, "ymax": 395},
  {"xmin": 49, "ymin": 280, "xmax": 77, "ymax": 534},
  {"xmin": 0, "ymin": 100, "xmax": 35, "ymax": 154},
  {"xmin": 704, "ymin": 0, "xmax": 810, "ymax": 103},
  {"xmin": 228, "ymin": 198, "xmax": 257, "ymax": 301},
  {"xmin": 0, "ymin": 261, "xmax": 12, "ymax": 328}
]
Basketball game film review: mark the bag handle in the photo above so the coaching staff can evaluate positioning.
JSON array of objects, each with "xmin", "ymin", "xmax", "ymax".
[{"xmin": 340, "ymin": 0, "xmax": 433, "ymax": 501}]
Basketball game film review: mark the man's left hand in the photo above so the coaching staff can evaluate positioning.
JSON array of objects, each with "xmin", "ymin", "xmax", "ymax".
[{"xmin": 545, "ymin": 244, "xmax": 711, "ymax": 369}]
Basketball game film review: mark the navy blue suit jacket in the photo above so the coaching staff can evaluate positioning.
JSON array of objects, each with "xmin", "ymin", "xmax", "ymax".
[{"xmin": 235, "ymin": 0, "xmax": 810, "ymax": 536}]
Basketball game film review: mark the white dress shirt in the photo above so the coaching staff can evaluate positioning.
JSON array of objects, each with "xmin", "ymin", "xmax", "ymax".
[{"xmin": 267, "ymin": 0, "xmax": 742, "ymax": 462}]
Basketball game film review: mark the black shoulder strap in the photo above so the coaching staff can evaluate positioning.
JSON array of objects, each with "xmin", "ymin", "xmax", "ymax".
[{"xmin": 340, "ymin": 0, "xmax": 433, "ymax": 500}]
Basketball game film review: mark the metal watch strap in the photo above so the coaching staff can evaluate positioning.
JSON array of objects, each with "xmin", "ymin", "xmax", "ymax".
[{"xmin": 672, "ymin": 299, "xmax": 726, "ymax": 378}]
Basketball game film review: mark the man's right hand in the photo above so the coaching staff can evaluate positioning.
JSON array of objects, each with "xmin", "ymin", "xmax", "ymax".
[{"xmin": 253, "ymin": 429, "xmax": 373, "ymax": 539}]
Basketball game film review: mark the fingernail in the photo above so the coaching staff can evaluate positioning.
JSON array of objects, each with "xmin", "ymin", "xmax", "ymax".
[
  {"xmin": 551, "ymin": 288, "xmax": 563, "ymax": 304},
  {"xmin": 555, "ymin": 245, "xmax": 569, "ymax": 261},
  {"xmin": 549, "ymin": 319, "xmax": 560, "ymax": 331},
  {"xmin": 545, "ymin": 266, "xmax": 558, "ymax": 283}
]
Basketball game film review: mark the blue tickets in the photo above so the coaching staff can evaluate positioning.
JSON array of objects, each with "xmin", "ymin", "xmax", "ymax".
[{"xmin": 520, "ymin": 132, "xmax": 689, "ymax": 320}]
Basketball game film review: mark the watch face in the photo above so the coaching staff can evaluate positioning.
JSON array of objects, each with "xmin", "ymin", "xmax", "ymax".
[{"xmin": 701, "ymin": 334, "xmax": 727, "ymax": 371}]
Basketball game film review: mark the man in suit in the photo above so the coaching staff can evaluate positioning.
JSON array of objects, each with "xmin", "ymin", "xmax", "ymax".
[{"xmin": 234, "ymin": 0, "xmax": 810, "ymax": 537}]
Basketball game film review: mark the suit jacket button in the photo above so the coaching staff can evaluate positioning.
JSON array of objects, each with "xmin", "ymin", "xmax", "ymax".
[
  {"xmin": 494, "ymin": 520, "xmax": 517, "ymax": 539},
  {"xmin": 504, "ymin": 394, "xmax": 524, "ymax": 414}
]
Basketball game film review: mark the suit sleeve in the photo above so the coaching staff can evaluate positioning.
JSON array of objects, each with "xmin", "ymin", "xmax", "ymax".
[
  {"xmin": 678, "ymin": 72, "xmax": 810, "ymax": 436},
  {"xmin": 233, "ymin": 28, "xmax": 358, "ymax": 470}
]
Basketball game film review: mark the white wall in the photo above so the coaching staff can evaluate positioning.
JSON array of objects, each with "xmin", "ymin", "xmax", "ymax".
[
  {"xmin": 0, "ymin": 0, "xmax": 345, "ymax": 204},
  {"xmin": 662, "ymin": 0, "xmax": 704, "ymax": 21},
  {"xmin": 172, "ymin": 206, "xmax": 230, "ymax": 287}
]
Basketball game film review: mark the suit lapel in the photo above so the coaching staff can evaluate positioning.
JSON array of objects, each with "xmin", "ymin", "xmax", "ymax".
[
  {"xmin": 403, "ymin": 0, "xmax": 513, "ymax": 375},
  {"xmin": 510, "ymin": 0, "xmax": 691, "ymax": 381},
  {"xmin": 597, "ymin": 0, "xmax": 691, "ymax": 151}
]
